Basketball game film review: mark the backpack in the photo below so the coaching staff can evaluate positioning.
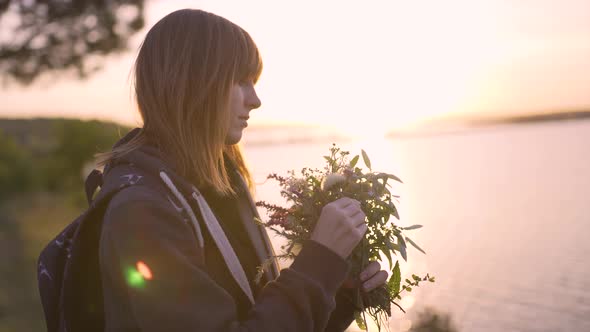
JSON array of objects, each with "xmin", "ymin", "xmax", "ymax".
[{"xmin": 37, "ymin": 168, "xmax": 133, "ymax": 332}]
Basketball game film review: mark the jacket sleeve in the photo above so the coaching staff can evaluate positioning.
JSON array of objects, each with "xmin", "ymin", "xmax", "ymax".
[
  {"xmin": 325, "ymin": 286, "xmax": 359, "ymax": 331},
  {"xmin": 99, "ymin": 195, "xmax": 351, "ymax": 332}
]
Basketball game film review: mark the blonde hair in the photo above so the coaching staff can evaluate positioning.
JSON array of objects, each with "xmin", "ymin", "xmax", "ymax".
[{"xmin": 96, "ymin": 9, "xmax": 262, "ymax": 196}]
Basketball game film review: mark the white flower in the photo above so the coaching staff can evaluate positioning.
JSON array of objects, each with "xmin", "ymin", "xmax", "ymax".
[{"xmin": 322, "ymin": 173, "xmax": 347, "ymax": 191}]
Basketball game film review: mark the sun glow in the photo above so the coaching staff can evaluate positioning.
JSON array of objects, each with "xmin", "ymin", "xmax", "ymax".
[
  {"xmin": 1, "ymin": 0, "xmax": 588, "ymax": 129},
  {"xmin": 246, "ymin": 0, "xmax": 506, "ymax": 136}
]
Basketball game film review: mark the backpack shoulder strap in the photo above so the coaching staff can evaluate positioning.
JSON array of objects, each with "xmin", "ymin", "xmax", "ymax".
[
  {"xmin": 85, "ymin": 169, "xmax": 104, "ymax": 205},
  {"xmin": 38, "ymin": 167, "xmax": 133, "ymax": 332},
  {"xmin": 60, "ymin": 169, "xmax": 135, "ymax": 332}
]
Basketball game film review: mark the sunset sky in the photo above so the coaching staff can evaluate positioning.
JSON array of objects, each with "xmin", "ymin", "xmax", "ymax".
[{"xmin": 1, "ymin": 0, "xmax": 589, "ymax": 137}]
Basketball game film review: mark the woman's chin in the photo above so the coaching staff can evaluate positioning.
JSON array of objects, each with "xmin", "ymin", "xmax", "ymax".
[{"xmin": 225, "ymin": 132, "xmax": 243, "ymax": 145}]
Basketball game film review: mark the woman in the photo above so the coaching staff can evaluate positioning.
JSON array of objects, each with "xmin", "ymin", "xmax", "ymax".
[{"xmin": 97, "ymin": 9, "xmax": 388, "ymax": 331}]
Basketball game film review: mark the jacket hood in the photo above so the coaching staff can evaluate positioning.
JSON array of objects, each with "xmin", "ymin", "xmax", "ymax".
[
  {"xmin": 103, "ymin": 127, "xmax": 243, "ymax": 199},
  {"xmin": 102, "ymin": 128, "xmax": 193, "ymax": 195}
]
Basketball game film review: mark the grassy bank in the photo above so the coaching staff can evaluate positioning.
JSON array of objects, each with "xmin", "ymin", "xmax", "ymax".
[{"xmin": 0, "ymin": 192, "xmax": 82, "ymax": 332}]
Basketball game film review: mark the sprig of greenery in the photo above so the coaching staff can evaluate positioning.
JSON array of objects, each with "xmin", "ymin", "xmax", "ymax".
[{"xmin": 256, "ymin": 144, "xmax": 434, "ymax": 331}]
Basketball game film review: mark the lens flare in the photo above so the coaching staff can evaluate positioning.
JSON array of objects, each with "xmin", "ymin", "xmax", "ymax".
[
  {"xmin": 125, "ymin": 267, "xmax": 145, "ymax": 288},
  {"xmin": 136, "ymin": 261, "xmax": 153, "ymax": 280},
  {"xmin": 125, "ymin": 261, "xmax": 154, "ymax": 288}
]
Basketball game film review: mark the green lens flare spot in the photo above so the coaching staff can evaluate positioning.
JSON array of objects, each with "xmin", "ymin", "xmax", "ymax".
[{"xmin": 125, "ymin": 267, "xmax": 146, "ymax": 289}]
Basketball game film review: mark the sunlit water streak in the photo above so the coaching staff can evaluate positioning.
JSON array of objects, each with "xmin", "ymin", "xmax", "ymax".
[{"xmin": 243, "ymin": 119, "xmax": 590, "ymax": 331}]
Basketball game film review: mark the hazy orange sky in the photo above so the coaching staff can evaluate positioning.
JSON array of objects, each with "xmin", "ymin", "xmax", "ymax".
[{"xmin": 1, "ymin": 0, "xmax": 589, "ymax": 137}]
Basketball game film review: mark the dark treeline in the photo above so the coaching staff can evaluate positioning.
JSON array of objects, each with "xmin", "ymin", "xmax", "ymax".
[{"xmin": 0, "ymin": 118, "xmax": 129, "ymax": 201}]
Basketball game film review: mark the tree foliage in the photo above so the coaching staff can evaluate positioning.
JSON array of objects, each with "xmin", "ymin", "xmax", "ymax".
[
  {"xmin": 0, "ymin": 118, "xmax": 128, "ymax": 199},
  {"xmin": 0, "ymin": 0, "xmax": 145, "ymax": 85},
  {"xmin": 0, "ymin": 129, "xmax": 33, "ymax": 198}
]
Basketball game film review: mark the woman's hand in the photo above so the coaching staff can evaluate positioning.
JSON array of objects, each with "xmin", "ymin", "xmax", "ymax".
[
  {"xmin": 311, "ymin": 197, "xmax": 367, "ymax": 259},
  {"xmin": 341, "ymin": 261, "xmax": 389, "ymax": 292}
]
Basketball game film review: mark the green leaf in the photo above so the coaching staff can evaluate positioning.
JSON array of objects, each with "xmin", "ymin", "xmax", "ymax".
[
  {"xmin": 349, "ymin": 155, "xmax": 359, "ymax": 168},
  {"xmin": 384, "ymin": 213, "xmax": 390, "ymax": 222},
  {"xmin": 354, "ymin": 312, "xmax": 367, "ymax": 330},
  {"xmin": 402, "ymin": 224, "xmax": 423, "ymax": 230},
  {"xmin": 253, "ymin": 216, "xmax": 265, "ymax": 226},
  {"xmin": 405, "ymin": 236, "xmax": 426, "ymax": 254},
  {"xmin": 386, "ymin": 173, "xmax": 403, "ymax": 183},
  {"xmin": 361, "ymin": 149, "xmax": 371, "ymax": 170},
  {"xmin": 371, "ymin": 177, "xmax": 382, "ymax": 195},
  {"xmin": 385, "ymin": 236, "xmax": 400, "ymax": 253},
  {"xmin": 388, "ymin": 261, "xmax": 401, "ymax": 295},
  {"xmin": 396, "ymin": 234, "xmax": 407, "ymax": 261},
  {"xmin": 389, "ymin": 202, "xmax": 400, "ymax": 220},
  {"xmin": 381, "ymin": 245, "xmax": 393, "ymax": 268}
]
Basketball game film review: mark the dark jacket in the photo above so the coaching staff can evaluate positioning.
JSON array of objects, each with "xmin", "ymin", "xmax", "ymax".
[{"xmin": 98, "ymin": 129, "xmax": 358, "ymax": 331}]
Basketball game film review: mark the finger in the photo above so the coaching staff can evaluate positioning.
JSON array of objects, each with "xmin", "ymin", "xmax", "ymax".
[
  {"xmin": 355, "ymin": 223, "xmax": 368, "ymax": 235},
  {"xmin": 362, "ymin": 270, "xmax": 389, "ymax": 292},
  {"xmin": 342, "ymin": 199, "xmax": 361, "ymax": 209},
  {"xmin": 359, "ymin": 261, "xmax": 381, "ymax": 282},
  {"xmin": 343, "ymin": 202, "xmax": 360, "ymax": 214},
  {"xmin": 352, "ymin": 211, "xmax": 366, "ymax": 227}
]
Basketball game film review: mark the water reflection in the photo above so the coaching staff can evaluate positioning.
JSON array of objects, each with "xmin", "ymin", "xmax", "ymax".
[{"xmin": 246, "ymin": 120, "xmax": 590, "ymax": 331}]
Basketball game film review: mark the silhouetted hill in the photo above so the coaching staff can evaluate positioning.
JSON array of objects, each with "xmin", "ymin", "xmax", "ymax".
[
  {"xmin": 0, "ymin": 117, "xmax": 129, "ymax": 155},
  {"xmin": 467, "ymin": 109, "xmax": 590, "ymax": 126},
  {"xmin": 387, "ymin": 109, "xmax": 590, "ymax": 138}
]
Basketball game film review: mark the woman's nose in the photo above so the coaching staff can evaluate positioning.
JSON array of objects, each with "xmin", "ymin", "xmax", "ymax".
[{"xmin": 247, "ymin": 88, "xmax": 261, "ymax": 110}]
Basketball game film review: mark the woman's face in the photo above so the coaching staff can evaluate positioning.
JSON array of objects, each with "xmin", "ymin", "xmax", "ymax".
[{"xmin": 225, "ymin": 80, "xmax": 261, "ymax": 145}]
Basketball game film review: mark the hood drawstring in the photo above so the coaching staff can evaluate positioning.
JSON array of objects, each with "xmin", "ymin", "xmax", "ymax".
[
  {"xmin": 159, "ymin": 171, "xmax": 205, "ymax": 249},
  {"xmin": 159, "ymin": 171, "xmax": 255, "ymax": 305}
]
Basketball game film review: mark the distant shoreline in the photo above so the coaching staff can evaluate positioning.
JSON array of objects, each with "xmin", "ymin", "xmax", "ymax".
[
  {"xmin": 387, "ymin": 110, "xmax": 590, "ymax": 139},
  {"xmin": 3, "ymin": 110, "xmax": 589, "ymax": 144},
  {"xmin": 467, "ymin": 110, "xmax": 590, "ymax": 126}
]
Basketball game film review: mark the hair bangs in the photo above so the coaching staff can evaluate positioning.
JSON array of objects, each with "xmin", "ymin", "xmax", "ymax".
[{"xmin": 234, "ymin": 28, "xmax": 263, "ymax": 84}]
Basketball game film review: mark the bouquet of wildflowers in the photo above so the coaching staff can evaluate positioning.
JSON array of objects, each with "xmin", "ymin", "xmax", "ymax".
[{"xmin": 255, "ymin": 144, "xmax": 434, "ymax": 331}]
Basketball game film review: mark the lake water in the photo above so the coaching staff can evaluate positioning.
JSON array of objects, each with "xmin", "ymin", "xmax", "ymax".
[{"xmin": 243, "ymin": 119, "xmax": 590, "ymax": 332}]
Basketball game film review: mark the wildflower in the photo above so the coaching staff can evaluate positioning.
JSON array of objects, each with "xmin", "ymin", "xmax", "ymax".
[
  {"xmin": 267, "ymin": 173, "xmax": 287, "ymax": 185},
  {"xmin": 343, "ymin": 167, "xmax": 354, "ymax": 178},
  {"xmin": 255, "ymin": 201, "xmax": 294, "ymax": 231},
  {"xmin": 286, "ymin": 178, "xmax": 306, "ymax": 195},
  {"xmin": 322, "ymin": 173, "xmax": 347, "ymax": 191}
]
